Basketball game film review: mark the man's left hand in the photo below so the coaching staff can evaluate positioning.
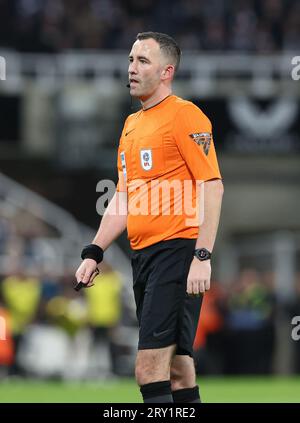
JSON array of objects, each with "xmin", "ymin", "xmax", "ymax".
[{"xmin": 186, "ymin": 258, "xmax": 211, "ymax": 296}]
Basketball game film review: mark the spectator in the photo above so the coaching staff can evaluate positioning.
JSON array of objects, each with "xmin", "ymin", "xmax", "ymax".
[
  {"xmin": 1, "ymin": 261, "xmax": 42, "ymax": 375},
  {"xmin": 84, "ymin": 262, "xmax": 122, "ymax": 377},
  {"xmin": 0, "ymin": 0, "xmax": 298, "ymax": 53},
  {"xmin": 193, "ymin": 280, "xmax": 227, "ymax": 375},
  {"xmin": 0, "ymin": 301, "xmax": 14, "ymax": 378},
  {"xmin": 224, "ymin": 269, "xmax": 276, "ymax": 375}
]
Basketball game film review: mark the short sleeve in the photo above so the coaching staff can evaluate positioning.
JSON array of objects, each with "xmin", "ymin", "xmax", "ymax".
[
  {"xmin": 173, "ymin": 103, "xmax": 221, "ymax": 182},
  {"xmin": 116, "ymin": 145, "xmax": 127, "ymax": 192},
  {"xmin": 116, "ymin": 117, "xmax": 130, "ymax": 193}
]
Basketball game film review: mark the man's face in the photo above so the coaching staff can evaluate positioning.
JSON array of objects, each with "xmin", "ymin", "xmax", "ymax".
[{"xmin": 128, "ymin": 38, "xmax": 165, "ymax": 100}]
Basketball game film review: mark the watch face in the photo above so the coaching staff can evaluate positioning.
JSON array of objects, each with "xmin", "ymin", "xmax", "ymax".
[{"xmin": 195, "ymin": 249, "xmax": 211, "ymax": 260}]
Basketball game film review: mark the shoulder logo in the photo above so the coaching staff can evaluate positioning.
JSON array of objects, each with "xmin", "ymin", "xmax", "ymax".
[
  {"xmin": 140, "ymin": 149, "xmax": 152, "ymax": 170},
  {"xmin": 189, "ymin": 132, "xmax": 212, "ymax": 155}
]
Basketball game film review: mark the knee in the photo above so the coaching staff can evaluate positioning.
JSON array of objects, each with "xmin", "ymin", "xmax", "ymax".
[
  {"xmin": 170, "ymin": 375, "xmax": 195, "ymax": 391},
  {"xmin": 170, "ymin": 361, "xmax": 196, "ymax": 391},
  {"xmin": 170, "ymin": 367, "xmax": 186, "ymax": 391},
  {"xmin": 135, "ymin": 351, "xmax": 170, "ymax": 386},
  {"xmin": 135, "ymin": 361, "xmax": 149, "ymax": 386}
]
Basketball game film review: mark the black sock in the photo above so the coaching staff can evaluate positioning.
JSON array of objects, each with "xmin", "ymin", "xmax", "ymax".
[
  {"xmin": 140, "ymin": 380, "xmax": 174, "ymax": 403},
  {"xmin": 172, "ymin": 385, "xmax": 201, "ymax": 403}
]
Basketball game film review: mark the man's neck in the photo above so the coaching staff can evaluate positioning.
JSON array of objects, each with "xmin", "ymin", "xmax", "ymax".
[{"xmin": 140, "ymin": 88, "xmax": 172, "ymax": 110}]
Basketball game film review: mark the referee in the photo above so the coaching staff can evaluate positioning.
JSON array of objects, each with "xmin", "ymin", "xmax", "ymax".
[{"xmin": 75, "ymin": 32, "xmax": 223, "ymax": 403}]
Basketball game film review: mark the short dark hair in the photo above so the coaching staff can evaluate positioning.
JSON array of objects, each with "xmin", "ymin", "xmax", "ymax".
[{"xmin": 136, "ymin": 32, "xmax": 181, "ymax": 72}]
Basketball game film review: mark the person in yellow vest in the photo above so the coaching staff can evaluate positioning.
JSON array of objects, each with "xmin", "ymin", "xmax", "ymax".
[
  {"xmin": 1, "ymin": 267, "xmax": 41, "ymax": 374},
  {"xmin": 84, "ymin": 262, "xmax": 122, "ymax": 377},
  {"xmin": 0, "ymin": 304, "xmax": 14, "ymax": 378}
]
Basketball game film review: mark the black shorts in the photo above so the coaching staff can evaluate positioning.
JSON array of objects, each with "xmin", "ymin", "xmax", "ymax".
[{"xmin": 131, "ymin": 238, "xmax": 203, "ymax": 357}]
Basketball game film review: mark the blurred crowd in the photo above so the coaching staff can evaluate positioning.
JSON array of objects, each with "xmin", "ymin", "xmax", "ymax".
[
  {"xmin": 1, "ymin": 215, "xmax": 300, "ymax": 378},
  {"xmin": 196, "ymin": 270, "xmax": 300, "ymax": 376},
  {"xmin": 0, "ymin": 0, "xmax": 299, "ymax": 53},
  {"xmin": 1, "ymin": 208, "xmax": 300, "ymax": 378},
  {"xmin": 0, "ymin": 212, "xmax": 51, "ymax": 268},
  {"xmin": 0, "ymin": 259, "xmax": 123, "ymax": 379}
]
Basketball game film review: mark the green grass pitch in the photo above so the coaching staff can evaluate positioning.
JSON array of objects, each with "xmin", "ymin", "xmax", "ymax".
[{"xmin": 0, "ymin": 377, "xmax": 299, "ymax": 403}]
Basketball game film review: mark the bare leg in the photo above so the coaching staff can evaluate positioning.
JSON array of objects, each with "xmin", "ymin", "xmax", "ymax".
[{"xmin": 135, "ymin": 344, "xmax": 176, "ymax": 386}]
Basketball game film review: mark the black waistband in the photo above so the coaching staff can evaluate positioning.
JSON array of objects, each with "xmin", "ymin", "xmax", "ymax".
[{"xmin": 132, "ymin": 237, "xmax": 196, "ymax": 255}]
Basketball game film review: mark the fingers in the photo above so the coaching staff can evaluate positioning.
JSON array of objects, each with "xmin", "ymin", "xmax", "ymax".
[
  {"xmin": 75, "ymin": 261, "xmax": 100, "ymax": 291},
  {"xmin": 81, "ymin": 266, "xmax": 96, "ymax": 284},
  {"xmin": 187, "ymin": 279, "xmax": 210, "ymax": 296},
  {"xmin": 89, "ymin": 268, "xmax": 100, "ymax": 283},
  {"xmin": 192, "ymin": 279, "xmax": 200, "ymax": 295},
  {"xmin": 75, "ymin": 268, "xmax": 84, "ymax": 283},
  {"xmin": 204, "ymin": 279, "xmax": 210, "ymax": 291},
  {"xmin": 85, "ymin": 268, "xmax": 100, "ymax": 287}
]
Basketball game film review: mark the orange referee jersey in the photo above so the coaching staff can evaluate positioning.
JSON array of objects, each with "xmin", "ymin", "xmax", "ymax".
[{"xmin": 117, "ymin": 95, "xmax": 221, "ymax": 250}]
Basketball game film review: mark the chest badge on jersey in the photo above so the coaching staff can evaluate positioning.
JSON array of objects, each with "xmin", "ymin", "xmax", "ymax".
[
  {"xmin": 189, "ymin": 132, "xmax": 212, "ymax": 155},
  {"xmin": 140, "ymin": 149, "xmax": 153, "ymax": 171}
]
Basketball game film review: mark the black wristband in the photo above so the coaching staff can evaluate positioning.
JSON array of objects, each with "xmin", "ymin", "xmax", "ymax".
[{"xmin": 81, "ymin": 244, "xmax": 104, "ymax": 264}]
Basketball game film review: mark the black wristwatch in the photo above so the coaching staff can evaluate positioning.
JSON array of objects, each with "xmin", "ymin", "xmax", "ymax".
[{"xmin": 194, "ymin": 248, "xmax": 212, "ymax": 261}]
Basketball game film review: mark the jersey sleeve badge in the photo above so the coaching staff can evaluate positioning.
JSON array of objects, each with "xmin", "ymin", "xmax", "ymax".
[{"xmin": 189, "ymin": 132, "xmax": 212, "ymax": 155}]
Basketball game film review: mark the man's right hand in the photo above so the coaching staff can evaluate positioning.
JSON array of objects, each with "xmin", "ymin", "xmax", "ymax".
[{"xmin": 75, "ymin": 258, "xmax": 99, "ymax": 288}]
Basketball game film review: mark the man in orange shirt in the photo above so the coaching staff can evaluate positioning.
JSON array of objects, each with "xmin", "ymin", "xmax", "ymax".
[{"xmin": 75, "ymin": 32, "xmax": 223, "ymax": 403}]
